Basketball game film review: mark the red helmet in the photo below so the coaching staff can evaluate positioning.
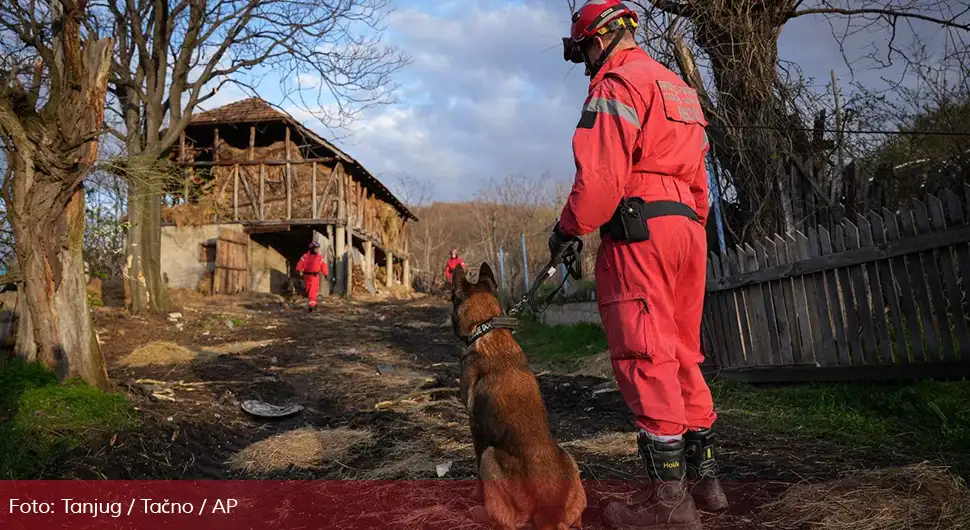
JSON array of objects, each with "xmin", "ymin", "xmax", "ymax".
[
  {"xmin": 563, "ymin": 0, "xmax": 639, "ymax": 64},
  {"xmin": 309, "ymin": 241, "xmax": 320, "ymax": 249}
]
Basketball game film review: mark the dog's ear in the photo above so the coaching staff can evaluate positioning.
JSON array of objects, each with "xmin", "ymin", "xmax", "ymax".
[
  {"xmin": 452, "ymin": 264, "xmax": 469, "ymax": 295},
  {"xmin": 478, "ymin": 262, "xmax": 498, "ymax": 293}
]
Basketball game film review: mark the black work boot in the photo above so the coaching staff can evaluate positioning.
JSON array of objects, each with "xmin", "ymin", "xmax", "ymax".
[
  {"xmin": 684, "ymin": 429, "xmax": 729, "ymax": 512},
  {"xmin": 603, "ymin": 435, "xmax": 703, "ymax": 530}
]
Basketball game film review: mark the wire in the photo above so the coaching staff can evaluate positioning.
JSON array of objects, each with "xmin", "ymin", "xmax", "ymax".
[{"xmin": 706, "ymin": 123, "xmax": 970, "ymax": 137}]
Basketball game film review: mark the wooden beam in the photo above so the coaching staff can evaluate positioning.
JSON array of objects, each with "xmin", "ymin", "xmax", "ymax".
[
  {"xmin": 317, "ymin": 166, "xmax": 336, "ymax": 218},
  {"xmin": 386, "ymin": 250, "xmax": 394, "ymax": 288},
  {"xmin": 311, "ymin": 162, "xmax": 317, "ymax": 220},
  {"xmin": 285, "ymin": 126, "xmax": 292, "ymax": 220},
  {"xmin": 233, "ymin": 164, "xmax": 239, "ymax": 220},
  {"xmin": 346, "ymin": 229, "xmax": 353, "ymax": 299},
  {"xmin": 213, "ymin": 128, "xmax": 220, "ymax": 161},
  {"xmin": 249, "ymin": 125, "xmax": 256, "ymax": 159},
  {"xmin": 180, "ymin": 158, "xmax": 337, "ymax": 167},
  {"xmin": 259, "ymin": 164, "xmax": 265, "ymax": 220},
  {"xmin": 336, "ymin": 162, "xmax": 346, "ymax": 222}
]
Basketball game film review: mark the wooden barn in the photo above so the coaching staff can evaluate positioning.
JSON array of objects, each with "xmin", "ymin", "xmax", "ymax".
[{"xmin": 160, "ymin": 97, "xmax": 416, "ymax": 297}]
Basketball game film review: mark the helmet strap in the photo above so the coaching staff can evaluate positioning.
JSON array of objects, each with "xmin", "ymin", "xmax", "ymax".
[{"xmin": 583, "ymin": 27, "xmax": 627, "ymax": 78}]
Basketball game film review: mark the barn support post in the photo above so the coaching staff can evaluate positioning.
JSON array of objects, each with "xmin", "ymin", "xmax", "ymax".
[
  {"xmin": 311, "ymin": 162, "xmax": 317, "ymax": 220},
  {"xmin": 346, "ymin": 228, "xmax": 353, "ymax": 299},
  {"xmin": 364, "ymin": 241, "xmax": 374, "ymax": 284},
  {"xmin": 285, "ymin": 126, "xmax": 292, "ymax": 220},
  {"xmin": 179, "ymin": 131, "xmax": 188, "ymax": 203},
  {"xmin": 258, "ymin": 164, "xmax": 265, "ymax": 220},
  {"xmin": 386, "ymin": 251, "xmax": 394, "ymax": 288},
  {"xmin": 402, "ymin": 220, "xmax": 410, "ymax": 289},
  {"xmin": 233, "ymin": 164, "xmax": 239, "ymax": 220},
  {"xmin": 335, "ymin": 162, "xmax": 346, "ymax": 294},
  {"xmin": 213, "ymin": 128, "xmax": 220, "ymax": 161},
  {"xmin": 326, "ymin": 225, "xmax": 335, "ymax": 296}
]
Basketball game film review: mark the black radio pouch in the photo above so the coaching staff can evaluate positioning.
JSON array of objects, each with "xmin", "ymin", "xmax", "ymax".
[{"xmin": 606, "ymin": 197, "xmax": 650, "ymax": 243}]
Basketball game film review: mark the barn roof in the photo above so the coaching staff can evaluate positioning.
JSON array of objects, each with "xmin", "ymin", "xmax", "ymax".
[{"xmin": 187, "ymin": 97, "xmax": 417, "ymax": 221}]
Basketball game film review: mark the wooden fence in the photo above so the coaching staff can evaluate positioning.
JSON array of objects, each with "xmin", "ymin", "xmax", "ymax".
[{"xmin": 702, "ymin": 186, "xmax": 970, "ymax": 382}]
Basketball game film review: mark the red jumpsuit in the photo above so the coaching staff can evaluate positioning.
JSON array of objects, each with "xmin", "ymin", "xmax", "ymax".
[
  {"xmin": 558, "ymin": 47, "xmax": 715, "ymax": 437},
  {"xmin": 444, "ymin": 256, "xmax": 466, "ymax": 283},
  {"xmin": 296, "ymin": 252, "xmax": 328, "ymax": 308}
]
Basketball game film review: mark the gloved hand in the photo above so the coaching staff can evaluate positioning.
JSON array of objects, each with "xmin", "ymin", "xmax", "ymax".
[{"xmin": 548, "ymin": 221, "xmax": 578, "ymax": 260}]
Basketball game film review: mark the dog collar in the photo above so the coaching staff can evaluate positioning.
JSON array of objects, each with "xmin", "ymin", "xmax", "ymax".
[{"xmin": 465, "ymin": 316, "xmax": 518, "ymax": 346}]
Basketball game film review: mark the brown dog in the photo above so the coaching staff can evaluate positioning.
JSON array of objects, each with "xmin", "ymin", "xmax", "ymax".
[{"xmin": 451, "ymin": 262, "xmax": 586, "ymax": 530}]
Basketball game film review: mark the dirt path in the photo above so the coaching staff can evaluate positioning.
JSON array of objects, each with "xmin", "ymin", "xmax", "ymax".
[{"xmin": 59, "ymin": 291, "xmax": 875, "ymax": 529}]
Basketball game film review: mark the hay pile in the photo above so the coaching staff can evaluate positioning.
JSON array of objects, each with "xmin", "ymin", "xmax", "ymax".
[
  {"xmin": 230, "ymin": 427, "xmax": 374, "ymax": 474},
  {"xmin": 562, "ymin": 431, "xmax": 636, "ymax": 458},
  {"xmin": 762, "ymin": 463, "xmax": 970, "ymax": 530},
  {"xmin": 118, "ymin": 341, "xmax": 203, "ymax": 367}
]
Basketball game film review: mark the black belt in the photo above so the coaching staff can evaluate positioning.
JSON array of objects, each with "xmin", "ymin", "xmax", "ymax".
[
  {"xmin": 302, "ymin": 272, "xmax": 320, "ymax": 276},
  {"xmin": 600, "ymin": 199, "xmax": 699, "ymax": 242}
]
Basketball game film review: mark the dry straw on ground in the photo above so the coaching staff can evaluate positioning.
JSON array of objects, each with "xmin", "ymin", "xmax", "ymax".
[
  {"xmin": 562, "ymin": 431, "xmax": 636, "ymax": 458},
  {"xmin": 761, "ymin": 462, "xmax": 970, "ymax": 530},
  {"xmin": 229, "ymin": 427, "xmax": 374, "ymax": 474},
  {"xmin": 118, "ymin": 341, "xmax": 205, "ymax": 367},
  {"xmin": 119, "ymin": 340, "xmax": 274, "ymax": 367},
  {"xmin": 571, "ymin": 351, "xmax": 614, "ymax": 379}
]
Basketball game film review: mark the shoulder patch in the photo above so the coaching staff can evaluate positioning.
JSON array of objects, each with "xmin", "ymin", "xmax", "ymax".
[
  {"xmin": 577, "ymin": 110, "xmax": 597, "ymax": 129},
  {"xmin": 656, "ymin": 80, "xmax": 707, "ymax": 126}
]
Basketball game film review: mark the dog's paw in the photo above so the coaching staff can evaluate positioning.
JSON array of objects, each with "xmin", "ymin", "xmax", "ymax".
[{"xmin": 469, "ymin": 505, "xmax": 490, "ymax": 524}]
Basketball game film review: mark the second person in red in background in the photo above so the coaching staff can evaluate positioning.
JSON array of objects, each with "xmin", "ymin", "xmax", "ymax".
[
  {"xmin": 444, "ymin": 248, "xmax": 466, "ymax": 285},
  {"xmin": 296, "ymin": 241, "xmax": 328, "ymax": 313}
]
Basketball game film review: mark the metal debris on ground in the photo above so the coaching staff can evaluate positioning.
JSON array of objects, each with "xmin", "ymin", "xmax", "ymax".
[
  {"xmin": 241, "ymin": 400, "xmax": 304, "ymax": 418},
  {"xmin": 376, "ymin": 364, "xmax": 394, "ymax": 375}
]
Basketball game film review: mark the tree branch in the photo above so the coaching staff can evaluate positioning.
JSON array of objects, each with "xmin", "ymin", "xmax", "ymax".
[{"xmin": 790, "ymin": 8, "xmax": 970, "ymax": 31}]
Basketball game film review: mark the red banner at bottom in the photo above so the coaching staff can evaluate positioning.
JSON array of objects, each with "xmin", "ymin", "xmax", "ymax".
[{"xmin": 1, "ymin": 480, "xmax": 769, "ymax": 529}]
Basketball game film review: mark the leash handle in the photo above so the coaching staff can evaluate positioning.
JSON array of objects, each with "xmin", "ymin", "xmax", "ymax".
[{"xmin": 508, "ymin": 239, "xmax": 584, "ymax": 317}]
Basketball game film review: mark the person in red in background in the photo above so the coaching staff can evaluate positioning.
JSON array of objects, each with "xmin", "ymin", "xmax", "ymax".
[
  {"xmin": 549, "ymin": 1, "xmax": 728, "ymax": 528},
  {"xmin": 444, "ymin": 248, "xmax": 465, "ymax": 285},
  {"xmin": 296, "ymin": 241, "xmax": 328, "ymax": 313}
]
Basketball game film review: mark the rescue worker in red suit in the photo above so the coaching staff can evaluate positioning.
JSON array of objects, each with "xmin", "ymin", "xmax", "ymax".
[
  {"xmin": 296, "ymin": 241, "xmax": 328, "ymax": 313},
  {"xmin": 550, "ymin": 2, "xmax": 728, "ymax": 528},
  {"xmin": 444, "ymin": 248, "xmax": 466, "ymax": 285}
]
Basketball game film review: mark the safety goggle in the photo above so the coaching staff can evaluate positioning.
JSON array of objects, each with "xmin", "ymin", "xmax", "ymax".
[{"xmin": 562, "ymin": 16, "xmax": 638, "ymax": 64}]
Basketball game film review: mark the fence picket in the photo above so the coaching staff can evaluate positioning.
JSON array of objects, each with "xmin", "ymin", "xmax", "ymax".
[
  {"xmin": 899, "ymin": 208, "xmax": 939, "ymax": 361},
  {"xmin": 788, "ymin": 233, "xmax": 815, "ymax": 364},
  {"xmin": 942, "ymin": 191, "xmax": 970, "ymax": 361},
  {"xmin": 912, "ymin": 200, "xmax": 954, "ymax": 362},
  {"xmin": 731, "ymin": 246, "xmax": 755, "ymax": 365},
  {"xmin": 708, "ymin": 253, "xmax": 730, "ymax": 368},
  {"xmin": 833, "ymin": 223, "xmax": 862, "ymax": 363},
  {"xmin": 720, "ymin": 253, "xmax": 745, "ymax": 367},
  {"xmin": 843, "ymin": 219, "xmax": 878, "ymax": 364},
  {"xmin": 925, "ymin": 196, "xmax": 966, "ymax": 360},
  {"xmin": 752, "ymin": 241, "xmax": 782, "ymax": 364},
  {"xmin": 807, "ymin": 228, "xmax": 838, "ymax": 365},
  {"xmin": 769, "ymin": 235, "xmax": 797, "ymax": 364},
  {"xmin": 868, "ymin": 212, "xmax": 906, "ymax": 364},
  {"xmin": 818, "ymin": 227, "xmax": 850, "ymax": 364},
  {"xmin": 856, "ymin": 215, "xmax": 893, "ymax": 364},
  {"xmin": 883, "ymin": 208, "xmax": 921, "ymax": 363},
  {"xmin": 741, "ymin": 244, "xmax": 769, "ymax": 365}
]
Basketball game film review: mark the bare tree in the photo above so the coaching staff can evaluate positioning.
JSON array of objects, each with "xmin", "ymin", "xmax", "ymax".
[
  {"xmin": 0, "ymin": 0, "xmax": 112, "ymax": 387},
  {"xmin": 85, "ymin": 0, "xmax": 409, "ymax": 314},
  {"xmin": 618, "ymin": 0, "xmax": 970, "ymax": 241}
]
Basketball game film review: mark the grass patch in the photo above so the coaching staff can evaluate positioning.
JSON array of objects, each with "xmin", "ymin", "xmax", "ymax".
[
  {"xmin": 516, "ymin": 320, "xmax": 607, "ymax": 370},
  {"xmin": 0, "ymin": 359, "xmax": 138, "ymax": 479},
  {"xmin": 713, "ymin": 378, "xmax": 970, "ymax": 471}
]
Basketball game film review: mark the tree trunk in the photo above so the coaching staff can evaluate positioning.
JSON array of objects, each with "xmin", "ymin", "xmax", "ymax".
[
  {"xmin": 125, "ymin": 164, "xmax": 171, "ymax": 314},
  {"xmin": 9, "ymin": 162, "xmax": 108, "ymax": 389}
]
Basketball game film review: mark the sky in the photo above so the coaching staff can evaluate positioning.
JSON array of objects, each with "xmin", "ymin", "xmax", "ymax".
[{"xmin": 199, "ymin": 0, "xmax": 966, "ymax": 202}]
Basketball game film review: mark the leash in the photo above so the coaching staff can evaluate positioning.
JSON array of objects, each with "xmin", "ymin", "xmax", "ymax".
[{"xmin": 507, "ymin": 239, "xmax": 584, "ymax": 317}]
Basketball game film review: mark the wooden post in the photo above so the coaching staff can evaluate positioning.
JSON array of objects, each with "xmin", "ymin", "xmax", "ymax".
[
  {"xmin": 213, "ymin": 128, "xmax": 220, "ymax": 161},
  {"xmin": 326, "ymin": 225, "xmax": 335, "ymax": 296},
  {"xmin": 364, "ymin": 241, "xmax": 374, "ymax": 283},
  {"xmin": 249, "ymin": 125, "xmax": 256, "ymax": 159},
  {"xmin": 386, "ymin": 251, "xmax": 394, "ymax": 288},
  {"xmin": 233, "ymin": 164, "xmax": 239, "ymax": 220},
  {"xmin": 285, "ymin": 126, "xmax": 292, "ymax": 219},
  {"xmin": 258, "ymin": 163, "xmax": 265, "ymax": 220},
  {"xmin": 346, "ymin": 228, "xmax": 353, "ymax": 298},
  {"xmin": 402, "ymin": 220, "xmax": 410, "ymax": 289},
  {"xmin": 311, "ymin": 162, "xmax": 317, "ymax": 220},
  {"xmin": 335, "ymin": 163, "xmax": 346, "ymax": 294},
  {"xmin": 179, "ymin": 131, "xmax": 188, "ymax": 203}
]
